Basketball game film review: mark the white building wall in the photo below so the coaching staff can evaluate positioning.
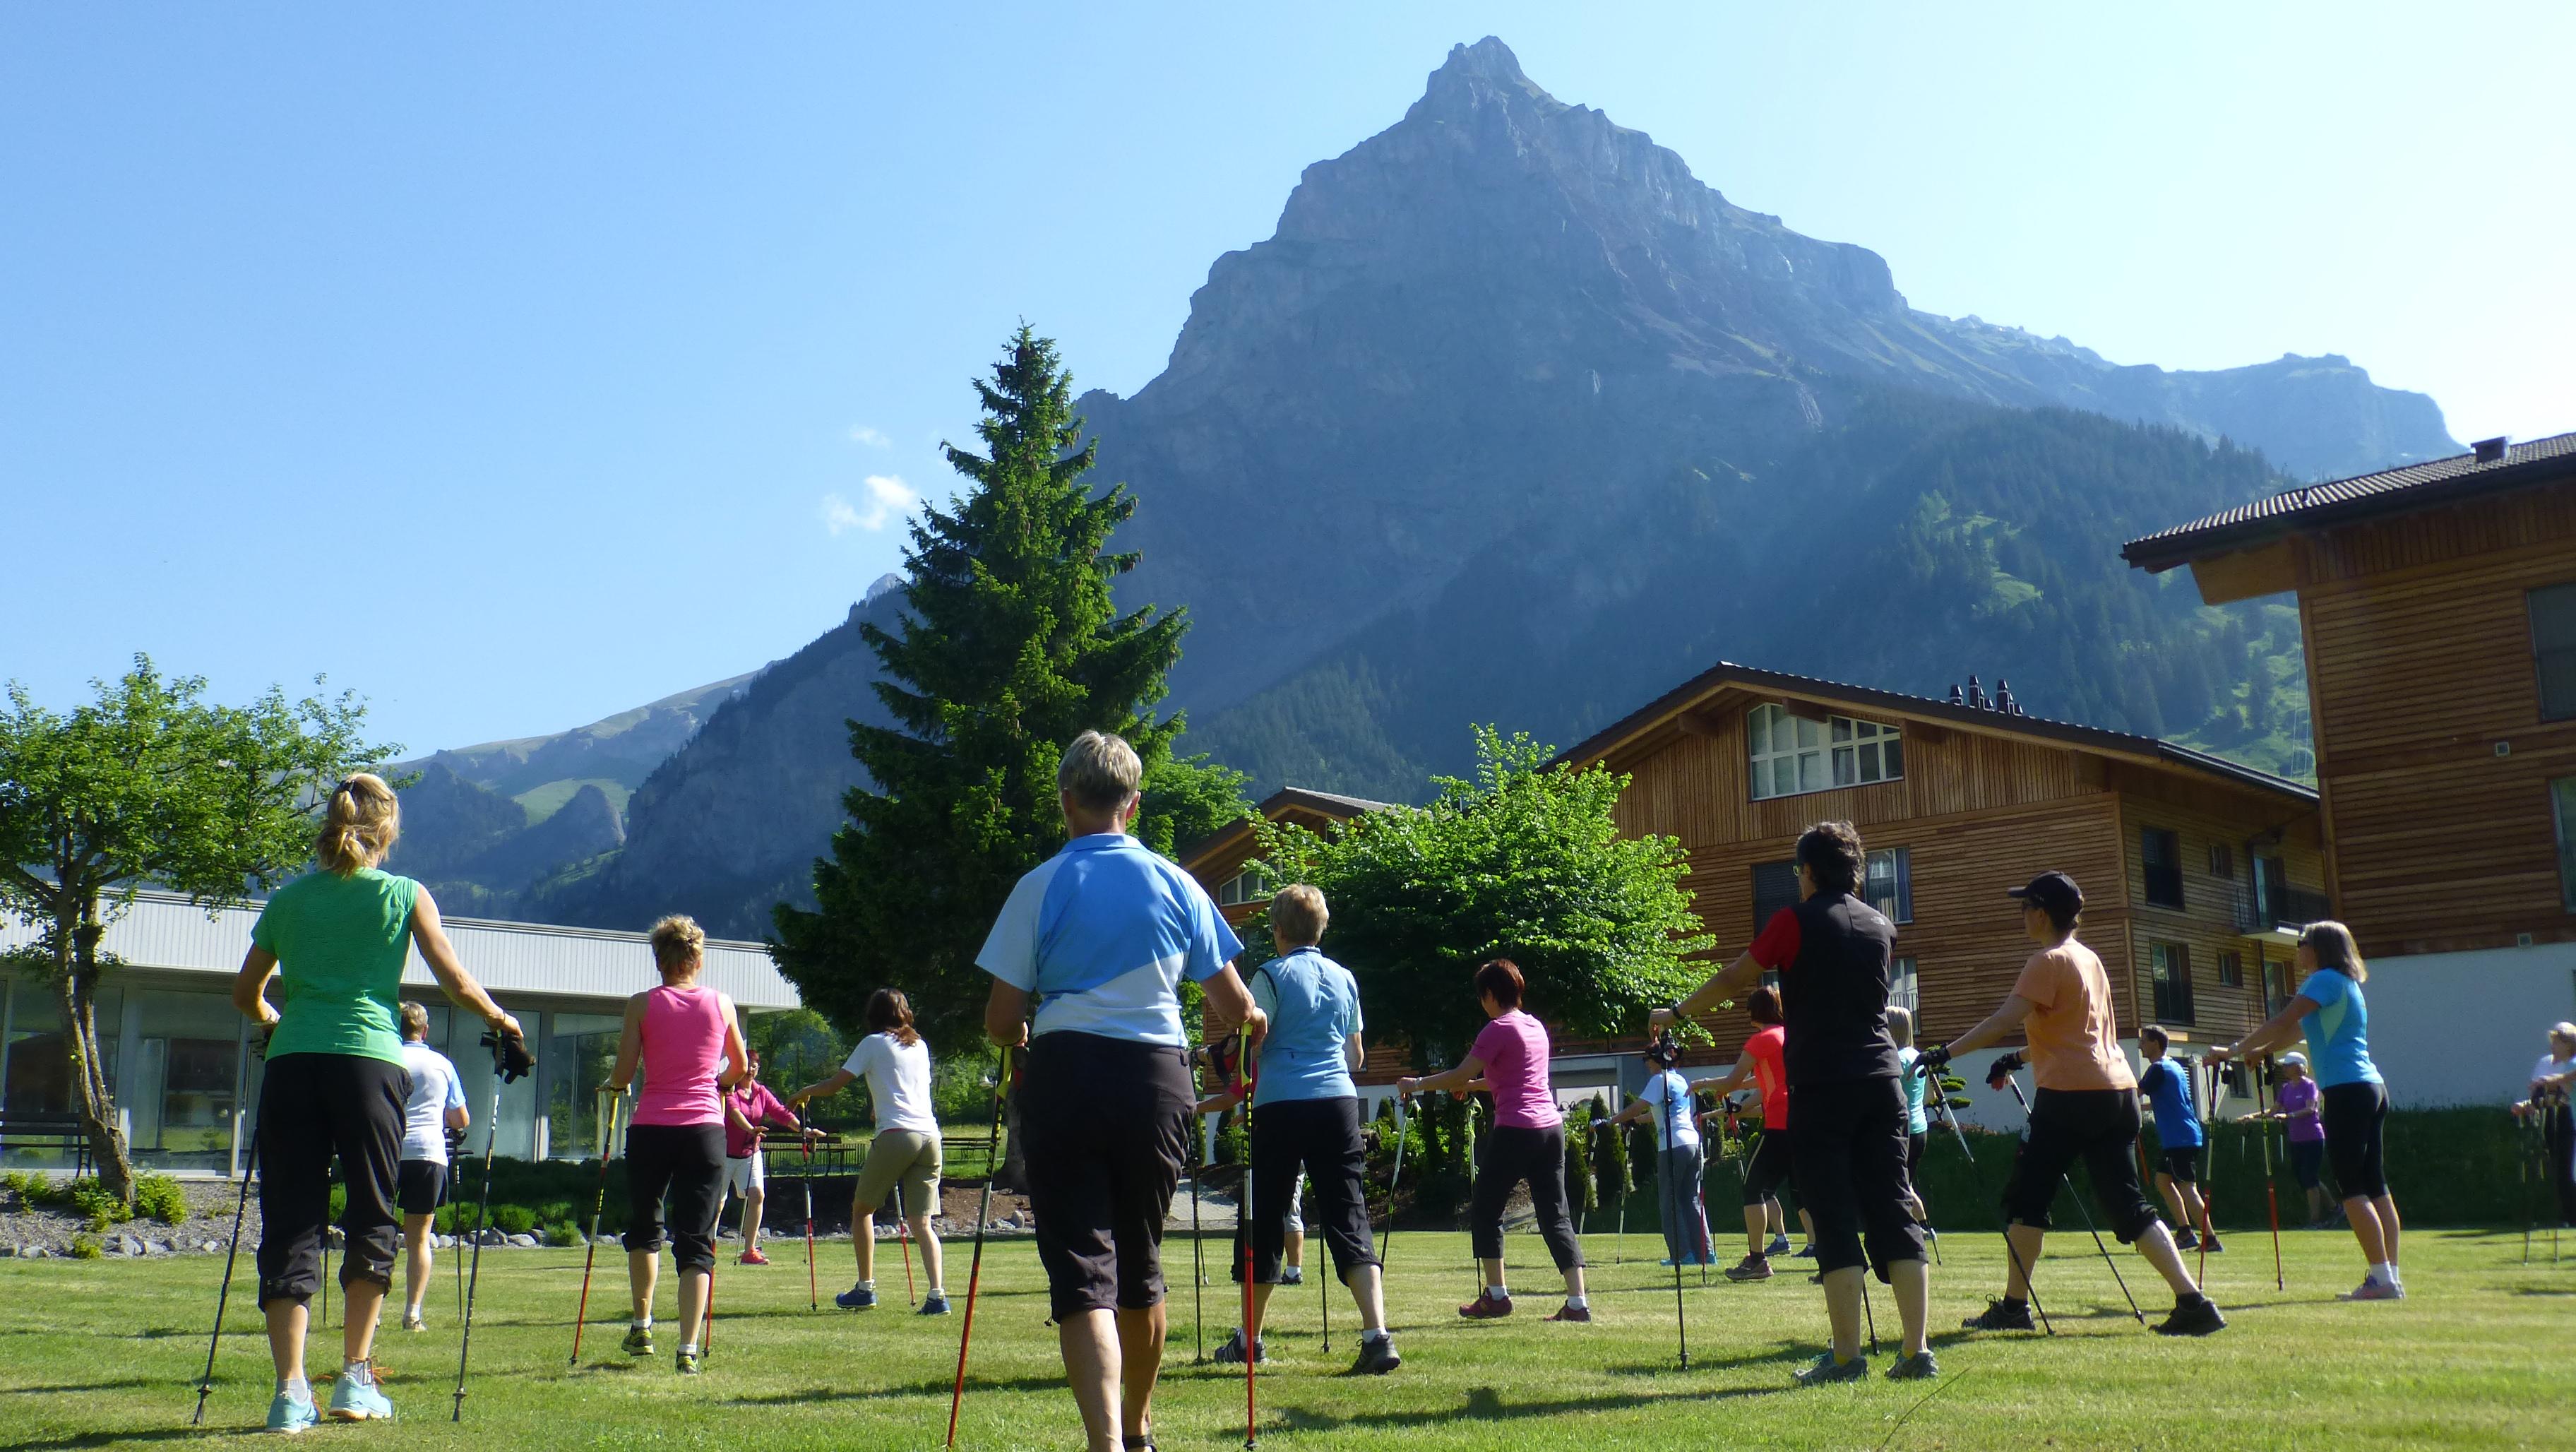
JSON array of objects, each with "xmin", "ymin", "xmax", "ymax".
[{"xmin": 2363, "ymin": 945, "xmax": 2576, "ymax": 1107}]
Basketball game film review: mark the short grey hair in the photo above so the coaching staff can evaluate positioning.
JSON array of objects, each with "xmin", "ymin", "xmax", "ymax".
[{"xmin": 1057, "ymin": 730, "xmax": 1143, "ymax": 813}]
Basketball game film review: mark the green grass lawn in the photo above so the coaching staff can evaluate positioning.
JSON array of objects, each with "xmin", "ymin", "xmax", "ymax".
[{"xmin": 1, "ymin": 1225, "xmax": 2569, "ymax": 1451}]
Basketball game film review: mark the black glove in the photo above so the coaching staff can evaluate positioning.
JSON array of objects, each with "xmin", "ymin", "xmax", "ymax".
[
  {"xmin": 482, "ymin": 1030, "xmax": 535, "ymax": 1085},
  {"xmin": 1985, "ymin": 1052, "xmax": 2025, "ymax": 1090},
  {"xmin": 1912, "ymin": 1045, "xmax": 1952, "ymax": 1078}
]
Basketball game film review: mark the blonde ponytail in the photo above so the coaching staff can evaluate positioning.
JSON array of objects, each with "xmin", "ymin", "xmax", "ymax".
[{"xmin": 316, "ymin": 773, "xmax": 400, "ymax": 876}]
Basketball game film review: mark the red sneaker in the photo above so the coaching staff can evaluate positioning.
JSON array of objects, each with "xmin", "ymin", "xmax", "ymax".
[
  {"xmin": 1545, "ymin": 1302, "xmax": 1592, "ymax": 1323},
  {"xmin": 739, "ymin": 1248, "xmax": 771, "ymax": 1266},
  {"xmin": 1457, "ymin": 1290, "xmax": 1513, "ymax": 1319}
]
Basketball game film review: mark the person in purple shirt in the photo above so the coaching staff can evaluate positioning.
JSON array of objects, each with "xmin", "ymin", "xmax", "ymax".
[
  {"xmin": 1397, "ymin": 959, "xmax": 1590, "ymax": 1323},
  {"xmin": 2270, "ymin": 1052, "xmax": 2332, "ymax": 1226}
]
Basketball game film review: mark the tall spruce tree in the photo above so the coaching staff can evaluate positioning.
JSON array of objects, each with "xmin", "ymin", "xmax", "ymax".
[{"xmin": 771, "ymin": 326, "xmax": 1245, "ymax": 1050}]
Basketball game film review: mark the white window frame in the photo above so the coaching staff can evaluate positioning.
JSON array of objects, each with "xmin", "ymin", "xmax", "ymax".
[
  {"xmin": 1215, "ymin": 867, "xmax": 1274, "ymax": 908},
  {"xmin": 1889, "ymin": 957, "xmax": 1920, "ymax": 1016},
  {"xmin": 1747, "ymin": 703, "xmax": 1903, "ymax": 802},
  {"xmin": 1866, "ymin": 847, "xmax": 1913, "ymax": 924}
]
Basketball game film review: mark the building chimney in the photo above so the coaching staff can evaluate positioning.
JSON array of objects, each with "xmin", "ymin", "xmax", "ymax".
[
  {"xmin": 1948, "ymin": 684, "xmax": 1965, "ymax": 706},
  {"xmin": 2473, "ymin": 436, "xmax": 2509, "ymax": 464},
  {"xmin": 1967, "ymin": 674, "xmax": 1988, "ymax": 710},
  {"xmin": 1996, "ymin": 678, "xmax": 2020, "ymax": 715}
]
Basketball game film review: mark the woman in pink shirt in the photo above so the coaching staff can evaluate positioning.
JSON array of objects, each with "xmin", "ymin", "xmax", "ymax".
[
  {"xmin": 1397, "ymin": 959, "xmax": 1590, "ymax": 1323},
  {"xmin": 606, "ymin": 915, "xmax": 749, "ymax": 1374}
]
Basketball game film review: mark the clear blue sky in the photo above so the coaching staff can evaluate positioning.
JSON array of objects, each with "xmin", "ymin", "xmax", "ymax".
[{"xmin": 6, "ymin": 3, "xmax": 2569, "ymax": 755}]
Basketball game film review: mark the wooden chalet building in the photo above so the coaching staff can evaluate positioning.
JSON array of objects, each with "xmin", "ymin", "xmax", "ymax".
[
  {"xmin": 1554, "ymin": 662, "xmax": 2325, "ymax": 1105},
  {"xmin": 2125, "ymin": 431, "xmax": 2576, "ymax": 1105}
]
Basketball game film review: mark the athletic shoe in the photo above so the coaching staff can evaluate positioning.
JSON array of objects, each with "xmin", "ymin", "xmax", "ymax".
[
  {"xmin": 400, "ymin": 1311, "xmax": 427, "ymax": 1332},
  {"xmin": 1349, "ymin": 1337, "xmax": 1402, "ymax": 1375},
  {"xmin": 2154, "ymin": 1295, "xmax": 2227, "ymax": 1336},
  {"xmin": 1961, "ymin": 1297, "xmax": 2037, "ymax": 1331},
  {"xmin": 1793, "ymin": 1352, "xmax": 1868, "ymax": 1386},
  {"xmin": 1458, "ymin": 1290, "xmax": 1513, "ymax": 1319},
  {"xmin": 2171, "ymin": 1227, "xmax": 2200, "ymax": 1251},
  {"xmin": 739, "ymin": 1248, "xmax": 770, "ymax": 1266},
  {"xmin": 2339, "ymin": 1278, "xmax": 2404, "ymax": 1302},
  {"xmin": 1211, "ymin": 1329, "xmax": 1270, "ymax": 1364},
  {"xmin": 1724, "ymin": 1255, "xmax": 1773, "ymax": 1282},
  {"xmin": 1791, "ymin": 1244, "xmax": 1818, "ymax": 1259},
  {"xmin": 835, "ymin": 1284, "xmax": 878, "ymax": 1310},
  {"xmin": 1806, "ymin": 1272, "xmax": 1824, "ymax": 1285},
  {"xmin": 1278, "ymin": 1266, "xmax": 1304, "ymax": 1285},
  {"xmin": 1544, "ymin": 1302, "xmax": 1592, "ymax": 1323},
  {"xmin": 2200, "ymin": 1234, "xmax": 2226, "ymax": 1254},
  {"xmin": 1883, "ymin": 1350, "xmax": 1940, "ymax": 1381},
  {"xmin": 325, "ymin": 1368, "xmax": 393, "ymax": 1422},
  {"xmin": 621, "ymin": 1324, "xmax": 654, "ymax": 1357},
  {"xmin": 1765, "ymin": 1234, "xmax": 1792, "ymax": 1256},
  {"xmin": 266, "ymin": 1389, "xmax": 319, "ymax": 1435},
  {"xmin": 918, "ymin": 1294, "xmax": 952, "ymax": 1316},
  {"xmin": 675, "ymin": 1348, "xmax": 701, "ymax": 1376}
]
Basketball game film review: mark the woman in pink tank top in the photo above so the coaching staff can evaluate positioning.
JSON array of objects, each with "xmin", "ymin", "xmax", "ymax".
[{"xmin": 607, "ymin": 915, "xmax": 748, "ymax": 1374}]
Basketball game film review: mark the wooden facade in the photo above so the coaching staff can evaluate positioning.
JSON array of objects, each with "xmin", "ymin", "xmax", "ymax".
[
  {"xmin": 1569, "ymin": 670, "xmax": 2323, "ymax": 1061},
  {"xmin": 2131, "ymin": 439, "xmax": 2576, "ymax": 958}
]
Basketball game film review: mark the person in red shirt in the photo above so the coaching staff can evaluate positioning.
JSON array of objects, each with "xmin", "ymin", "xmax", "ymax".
[
  {"xmin": 1655, "ymin": 821, "xmax": 1931, "ymax": 1385},
  {"xmin": 1699, "ymin": 987, "xmax": 1811, "ymax": 1280},
  {"xmin": 721, "ymin": 1050, "xmax": 813, "ymax": 1266}
]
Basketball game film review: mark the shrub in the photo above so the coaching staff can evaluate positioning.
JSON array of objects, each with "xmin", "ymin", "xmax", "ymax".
[
  {"xmin": 542, "ymin": 1220, "xmax": 583, "ymax": 1248},
  {"xmin": 68, "ymin": 1233, "xmax": 102, "ymax": 1259},
  {"xmin": 535, "ymin": 1200, "xmax": 576, "ymax": 1227},
  {"xmin": 133, "ymin": 1174, "xmax": 189, "ymax": 1226},
  {"xmin": 492, "ymin": 1204, "xmax": 537, "ymax": 1236},
  {"xmin": 328, "ymin": 1185, "xmax": 347, "ymax": 1223},
  {"xmin": 68, "ymin": 1179, "xmax": 132, "ymax": 1232}
]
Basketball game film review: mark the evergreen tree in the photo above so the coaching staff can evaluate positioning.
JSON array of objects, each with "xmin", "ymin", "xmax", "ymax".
[{"xmin": 771, "ymin": 326, "xmax": 1246, "ymax": 1048}]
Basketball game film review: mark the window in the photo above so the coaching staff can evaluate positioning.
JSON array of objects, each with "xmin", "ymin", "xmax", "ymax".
[
  {"xmin": 1889, "ymin": 957, "xmax": 1919, "ymax": 1016},
  {"xmin": 1216, "ymin": 867, "xmax": 1274, "ymax": 907},
  {"xmin": 1866, "ymin": 847, "xmax": 1912, "ymax": 924},
  {"xmin": 2531, "ymin": 583, "xmax": 2576, "ymax": 720},
  {"xmin": 1748, "ymin": 704, "xmax": 1902, "ymax": 801},
  {"xmin": 2556, "ymin": 778, "xmax": 2576, "ymax": 911},
  {"xmin": 1751, "ymin": 859, "xmax": 1800, "ymax": 932},
  {"xmin": 2207, "ymin": 842, "xmax": 2235, "ymax": 879},
  {"xmin": 2262, "ymin": 956, "xmax": 2289, "ymax": 1016},
  {"xmin": 2141, "ymin": 828, "xmax": 2184, "ymax": 909},
  {"xmin": 2151, "ymin": 941, "xmax": 2195, "ymax": 1025},
  {"xmin": 2216, "ymin": 949, "xmax": 2243, "ymax": 989}
]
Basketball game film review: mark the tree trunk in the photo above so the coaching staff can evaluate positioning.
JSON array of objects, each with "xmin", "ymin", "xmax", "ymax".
[{"xmin": 59, "ymin": 908, "xmax": 136, "ymax": 1203}]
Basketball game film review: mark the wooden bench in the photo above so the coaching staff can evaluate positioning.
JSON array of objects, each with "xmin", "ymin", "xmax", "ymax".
[{"xmin": 0, "ymin": 1112, "xmax": 93, "ymax": 1176}]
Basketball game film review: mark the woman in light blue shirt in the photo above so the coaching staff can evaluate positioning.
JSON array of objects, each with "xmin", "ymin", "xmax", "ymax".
[{"xmin": 2213, "ymin": 921, "xmax": 2401, "ymax": 1301}]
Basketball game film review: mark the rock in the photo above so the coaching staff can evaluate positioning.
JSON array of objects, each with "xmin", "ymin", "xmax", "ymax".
[
  {"xmin": 145, "ymin": 1239, "xmax": 172, "ymax": 1256},
  {"xmin": 25, "ymin": 1245, "xmax": 49, "ymax": 1259},
  {"xmin": 0, "ymin": 1244, "xmax": 16, "ymax": 1258},
  {"xmin": 507, "ymin": 1233, "xmax": 539, "ymax": 1249}
]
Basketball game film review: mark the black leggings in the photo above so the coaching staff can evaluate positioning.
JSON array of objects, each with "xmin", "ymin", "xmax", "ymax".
[
  {"xmin": 257, "ymin": 1053, "xmax": 409, "ymax": 1308},
  {"xmin": 2549, "ymin": 1101, "xmax": 2576, "ymax": 1227},
  {"xmin": 1742, "ymin": 1126, "xmax": 1795, "ymax": 1207},
  {"xmin": 1470, "ymin": 1124, "xmax": 1583, "ymax": 1271},
  {"xmin": 1234, "ymin": 1095, "xmax": 1378, "ymax": 1284},
  {"xmin": 624, "ymin": 1123, "xmax": 728, "ymax": 1274},
  {"xmin": 2002, "ymin": 1088, "xmax": 2161, "ymax": 1244},
  {"xmin": 1789, "ymin": 1076, "xmax": 1925, "ymax": 1277},
  {"xmin": 2323, "ymin": 1081, "xmax": 2391, "ymax": 1200}
]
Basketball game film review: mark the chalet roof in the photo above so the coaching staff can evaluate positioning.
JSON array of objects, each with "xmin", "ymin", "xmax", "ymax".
[
  {"xmin": 1174, "ymin": 785, "xmax": 1397, "ymax": 874},
  {"xmin": 1556, "ymin": 660, "xmax": 2316, "ymax": 804},
  {"xmin": 2122, "ymin": 432, "xmax": 2576, "ymax": 572}
]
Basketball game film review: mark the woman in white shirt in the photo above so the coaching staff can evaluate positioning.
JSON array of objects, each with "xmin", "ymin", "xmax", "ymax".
[
  {"xmin": 2515, "ymin": 1022, "xmax": 2576, "ymax": 1227},
  {"xmin": 791, "ymin": 989, "xmax": 947, "ymax": 1314}
]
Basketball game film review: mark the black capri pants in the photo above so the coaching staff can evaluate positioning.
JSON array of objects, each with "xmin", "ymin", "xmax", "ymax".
[
  {"xmin": 1789, "ymin": 1076, "xmax": 1926, "ymax": 1278},
  {"xmin": 1232, "ymin": 1095, "xmax": 1378, "ymax": 1285},
  {"xmin": 2322, "ymin": 1081, "xmax": 2392, "ymax": 1199},
  {"xmin": 1469, "ymin": 1123, "xmax": 1584, "ymax": 1271},
  {"xmin": 624, "ymin": 1123, "xmax": 728, "ymax": 1274},
  {"xmin": 2548, "ymin": 1099, "xmax": 2576, "ymax": 1227},
  {"xmin": 1023, "ymin": 1032, "xmax": 1194, "ymax": 1323},
  {"xmin": 257, "ymin": 1053, "xmax": 410, "ymax": 1308},
  {"xmin": 2003, "ymin": 1088, "xmax": 2161, "ymax": 1244},
  {"xmin": 1742, "ymin": 1126, "xmax": 1795, "ymax": 1207}
]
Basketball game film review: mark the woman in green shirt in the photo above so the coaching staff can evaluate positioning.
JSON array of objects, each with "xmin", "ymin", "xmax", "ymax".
[{"xmin": 231, "ymin": 773, "xmax": 520, "ymax": 1432}]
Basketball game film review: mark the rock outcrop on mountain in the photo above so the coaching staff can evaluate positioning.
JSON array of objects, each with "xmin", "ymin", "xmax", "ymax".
[{"xmin": 433, "ymin": 37, "xmax": 2446, "ymax": 940}]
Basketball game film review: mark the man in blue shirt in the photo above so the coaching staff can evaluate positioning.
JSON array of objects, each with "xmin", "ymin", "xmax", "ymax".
[
  {"xmin": 2137, "ymin": 1026, "xmax": 2220, "ymax": 1254},
  {"xmin": 1208, "ymin": 883, "xmax": 1397, "ymax": 1376},
  {"xmin": 979, "ymin": 730, "xmax": 1263, "ymax": 1452}
]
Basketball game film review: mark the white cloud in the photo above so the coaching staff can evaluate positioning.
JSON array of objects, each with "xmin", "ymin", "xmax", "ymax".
[
  {"xmin": 819, "ymin": 474, "xmax": 917, "ymax": 535},
  {"xmin": 847, "ymin": 424, "xmax": 890, "ymax": 448}
]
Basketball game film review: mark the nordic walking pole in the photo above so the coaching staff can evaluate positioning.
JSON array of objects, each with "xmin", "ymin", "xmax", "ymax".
[
  {"xmin": 1998, "ymin": 1071, "xmax": 2143, "ymax": 1325},
  {"xmin": 1318, "ymin": 1186, "xmax": 1330, "ymax": 1356},
  {"xmin": 2255, "ymin": 1060, "xmax": 2284, "ymax": 1291},
  {"xmin": 799, "ymin": 1124, "xmax": 823, "ymax": 1312},
  {"xmin": 1375, "ymin": 1093, "xmax": 1409, "ymax": 1267},
  {"xmin": 569, "ymin": 1089, "xmax": 624, "ymax": 1367},
  {"xmin": 1193, "ymin": 1107, "xmax": 1208, "ymax": 1365},
  {"xmin": 455, "ymin": 1028, "xmax": 527, "ymax": 1422},
  {"xmin": 1659, "ymin": 1057, "xmax": 1688, "ymax": 1370},
  {"xmin": 702, "ymin": 1247, "xmax": 717, "ymax": 1356},
  {"xmin": 945, "ymin": 1045, "xmax": 1012, "ymax": 1451},
  {"xmin": 191, "ymin": 1116, "xmax": 261, "ymax": 1426},
  {"xmin": 894, "ymin": 1180, "xmax": 916, "ymax": 1307},
  {"xmin": 2195, "ymin": 1060, "xmax": 2214, "ymax": 1287},
  {"xmin": 1236, "ymin": 1025, "xmax": 1260, "ymax": 1451},
  {"xmin": 1924, "ymin": 1069, "xmax": 2053, "ymax": 1335}
]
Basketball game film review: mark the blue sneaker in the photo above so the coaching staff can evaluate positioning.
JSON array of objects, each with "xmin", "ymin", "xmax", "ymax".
[
  {"xmin": 326, "ymin": 1365, "xmax": 393, "ymax": 1422},
  {"xmin": 918, "ymin": 1294, "xmax": 951, "ymax": 1316},
  {"xmin": 835, "ymin": 1283, "xmax": 878, "ymax": 1310},
  {"xmin": 1765, "ymin": 1234, "xmax": 1792, "ymax": 1257},
  {"xmin": 266, "ymin": 1389, "xmax": 319, "ymax": 1435}
]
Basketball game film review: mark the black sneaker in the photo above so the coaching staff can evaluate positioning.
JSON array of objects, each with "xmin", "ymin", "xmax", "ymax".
[
  {"xmin": 1962, "ymin": 1297, "xmax": 2036, "ymax": 1332},
  {"xmin": 1278, "ymin": 1266, "xmax": 1304, "ymax": 1286},
  {"xmin": 2171, "ymin": 1227, "xmax": 2200, "ymax": 1251},
  {"xmin": 1349, "ymin": 1336, "xmax": 1401, "ymax": 1376},
  {"xmin": 1210, "ymin": 1329, "xmax": 1269, "ymax": 1365},
  {"xmin": 1790, "ymin": 1244, "xmax": 1818, "ymax": 1259},
  {"xmin": 2155, "ymin": 1295, "xmax": 2227, "ymax": 1337},
  {"xmin": 1884, "ymin": 1350, "xmax": 1940, "ymax": 1381},
  {"xmin": 1792, "ymin": 1352, "xmax": 1868, "ymax": 1386},
  {"xmin": 2200, "ymin": 1234, "xmax": 2226, "ymax": 1254}
]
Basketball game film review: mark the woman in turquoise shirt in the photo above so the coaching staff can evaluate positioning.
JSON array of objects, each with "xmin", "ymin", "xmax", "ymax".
[
  {"xmin": 2212, "ymin": 921, "xmax": 2401, "ymax": 1302},
  {"xmin": 231, "ymin": 774, "xmax": 520, "ymax": 1431}
]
